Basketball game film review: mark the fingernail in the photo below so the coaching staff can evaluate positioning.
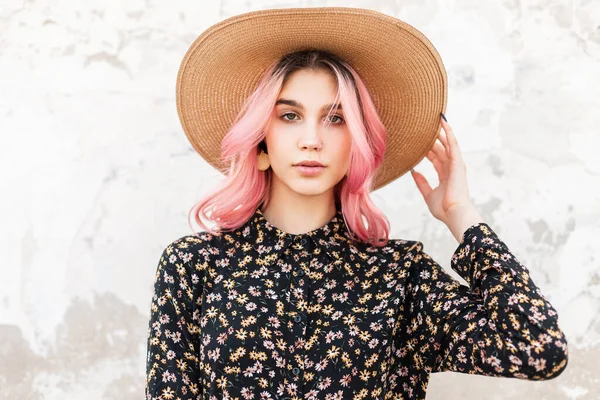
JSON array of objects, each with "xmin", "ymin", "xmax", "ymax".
[{"xmin": 440, "ymin": 113, "xmax": 448, "ymax": 122}]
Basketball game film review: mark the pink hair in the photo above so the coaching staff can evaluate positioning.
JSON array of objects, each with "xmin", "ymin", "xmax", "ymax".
[{"xmin": 188, "ymin": 50, "xmax": 391, "ymax": 246}]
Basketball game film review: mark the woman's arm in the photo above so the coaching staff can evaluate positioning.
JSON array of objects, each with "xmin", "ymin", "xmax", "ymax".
[
  {"xmin": 405, "ymin": 222, "xmax": 569, "ymax": 379},
  {"xmin": 145, "ymin": 236, "xmax": 207, "ymax": 400}
]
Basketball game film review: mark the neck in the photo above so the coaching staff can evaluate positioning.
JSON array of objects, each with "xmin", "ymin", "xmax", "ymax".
[{"xmin": 260, "ymin": 181, "xmax": 338, "ymax": 235}]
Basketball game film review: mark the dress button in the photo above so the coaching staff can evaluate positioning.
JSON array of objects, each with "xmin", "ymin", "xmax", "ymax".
[
  {"xmin": 292, "ymin": 367, "xmax": 300, "ymax": 375},
  {"xmin": 297, "ymin": 269, "xmax": 305, "ymax": 276},
  {"xmin": 294, "ymin": 315, "xmax": 302, "ymax": 323},
  {"xmin": 300, "ymin": 238, "xmax": 307, "ymax": 245}
]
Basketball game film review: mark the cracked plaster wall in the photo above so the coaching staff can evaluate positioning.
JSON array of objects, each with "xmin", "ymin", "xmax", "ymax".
[{"xmin": 0, "ymin": 0, "xmax": 598, "ymax": 399}]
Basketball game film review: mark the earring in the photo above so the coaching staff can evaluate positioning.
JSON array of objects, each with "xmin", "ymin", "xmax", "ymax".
[{"xmin": 257, "ymin": 150, "xmax": 270, "ymax": 171}]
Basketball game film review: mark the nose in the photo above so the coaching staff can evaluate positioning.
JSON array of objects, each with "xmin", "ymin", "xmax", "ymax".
[{"xmin": 298, "ymin": 121, "xmax": 323, "ymax": 151}]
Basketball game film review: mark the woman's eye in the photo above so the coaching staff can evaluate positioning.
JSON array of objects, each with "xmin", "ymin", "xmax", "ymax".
[
  {"xmin": 328, "ymin": 115, "xmax": 344, "ymax": 124},
  {"xmin": 281, "ymin": 112, "xmax": 298, "ymax": 121}
]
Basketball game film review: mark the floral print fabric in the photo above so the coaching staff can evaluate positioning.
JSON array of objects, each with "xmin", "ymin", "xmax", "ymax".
[{"xmin": 145, "ymin": 208, "xmax": 568, "ymax": 400}]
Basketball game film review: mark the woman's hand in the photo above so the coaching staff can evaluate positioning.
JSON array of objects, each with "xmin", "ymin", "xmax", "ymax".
[{"xmin": 411, "ymin": 115, "xmax": 484, "ymax": 242}]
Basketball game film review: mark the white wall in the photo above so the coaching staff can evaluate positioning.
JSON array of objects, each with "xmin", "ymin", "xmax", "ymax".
[{"xmin": 1, "ymin": 0, "xmax": 598, "ymax": 398}]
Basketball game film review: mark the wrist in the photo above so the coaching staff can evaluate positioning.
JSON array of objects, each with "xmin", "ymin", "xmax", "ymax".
[{"xmin": 445, "ymin": 205, "xmax": 485, "ymax": 243}]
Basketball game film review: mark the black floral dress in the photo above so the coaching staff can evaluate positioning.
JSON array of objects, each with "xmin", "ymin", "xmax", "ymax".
[{"xmin": 145, "ymin": 207, "xmax": 568, "ymax": 400}]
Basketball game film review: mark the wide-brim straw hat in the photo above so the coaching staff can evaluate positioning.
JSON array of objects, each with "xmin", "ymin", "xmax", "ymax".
[{"xmin": 176, "ymin": 7, "xmax": 447, "ymax": 191}]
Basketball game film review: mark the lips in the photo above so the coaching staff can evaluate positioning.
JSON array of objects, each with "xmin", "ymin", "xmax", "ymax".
[
  {"xmin": 295, "ymin": 161, "xmax": 325, "ymax": 167},
  {"xmin": 294, "ymin": 164, "xmax": 325, "ymax": 176}
]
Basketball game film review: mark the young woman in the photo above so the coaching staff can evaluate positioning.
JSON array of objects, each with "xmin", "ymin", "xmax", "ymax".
[{"xmin": 145, "ymin": 8, "xmax": 568, "ymax": 400}]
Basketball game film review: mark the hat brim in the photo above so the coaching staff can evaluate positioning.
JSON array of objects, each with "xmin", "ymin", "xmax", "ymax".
[{"xmin": 176, "ymin": 7, "xmax": 447, "ymax": 191}]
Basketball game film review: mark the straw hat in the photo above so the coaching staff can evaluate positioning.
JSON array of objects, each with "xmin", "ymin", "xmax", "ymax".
[{"xmin": 176, "ymin": 7, "xmax": 447, "ymax": 191}]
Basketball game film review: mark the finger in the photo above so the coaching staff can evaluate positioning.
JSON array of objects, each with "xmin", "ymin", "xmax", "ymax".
[
  {"xmin": 410, "ymin": 169, "xmax": 432, "ymax": 199},
  {"xmin": 430, "ymin": 140, "xmax": 449, "ymax": 165},
  {"xmin": 440, "ymin": 117, "xmax": 464, "ymax": 163},
  {"xmin": 426, "ymin": 150, "xmax": 448, "ymax": 181},
  {"xmin": 437, "ymin": 127, "xmax": 450, "ymax": 158},
  {"xmin": 441, "ymin": 118, "xmax": 460, "ymax": 160}
]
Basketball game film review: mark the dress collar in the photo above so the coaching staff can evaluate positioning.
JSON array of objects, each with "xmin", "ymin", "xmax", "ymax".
[{"xmin": 243, "ymin": 207, "xmax": 354, "ymax": 268}]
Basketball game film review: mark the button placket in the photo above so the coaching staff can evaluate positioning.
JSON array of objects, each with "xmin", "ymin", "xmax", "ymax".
[
  {"xmin": 295, "ymin": 236, "xmax": 310, "ymax": 279},
  {"xmin": 287, "ymin": 236, "xmax": 308, "ymax": 385}
]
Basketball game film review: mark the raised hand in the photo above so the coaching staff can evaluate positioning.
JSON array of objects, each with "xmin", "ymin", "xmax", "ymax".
[{"xmin": 410, "ymin": 115, "xmax": 484, "ymax": 242}]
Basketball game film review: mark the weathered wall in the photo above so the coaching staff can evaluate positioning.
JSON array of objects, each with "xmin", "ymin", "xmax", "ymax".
[{"xmin": 1, "ymin": 0, "xmax": 598, "ymax": 398}]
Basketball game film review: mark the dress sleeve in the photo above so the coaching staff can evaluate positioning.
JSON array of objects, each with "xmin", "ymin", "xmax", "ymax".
[
  {"xmin": 145, "ymin": 235, "xmax": 209, "ymax": 400},
  {"xmin": 405, "ymin": 222, "xmax": 569, "ymax": 380}
]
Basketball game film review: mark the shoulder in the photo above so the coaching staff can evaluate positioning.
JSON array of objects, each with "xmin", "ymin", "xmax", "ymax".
[
  {"xmin": 153, "ymin": 231, "xmax": 224, "ymax": 291},
  {"xmin": 158, "ymin": 230, "xmax": 223, "ymax": 268},
  {"xmin": 374, "ymin": 237, "xmax": 424, "ymax": 259},
  {"xmin": 347, "ymin": 237, "xmax": 425, "ymax": 267}
]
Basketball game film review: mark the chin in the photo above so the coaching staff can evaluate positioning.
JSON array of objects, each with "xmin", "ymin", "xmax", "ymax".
[
  {"xmin": 286, "ymin": 178, "xmax": 340, "ymax": 196},
  {"xmin": 288, "ymin": 179, "xmax": 335, "ymax": 196}
]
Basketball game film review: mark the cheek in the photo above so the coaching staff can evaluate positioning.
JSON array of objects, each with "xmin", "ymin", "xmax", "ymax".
[
  {"xmin": 264, "ymin": 134, "xmax": 287, "ymax": 160},
  {"xmin": 264, "ymin": 144, "xmax": 295, "ymax": 176},
  {"xmin": 337, "ymin": 136, "xmax": 353, "ymax": 164},
  {"xmin": 324, "ymin": 136, "xmax": 352, "ymax": 177}
]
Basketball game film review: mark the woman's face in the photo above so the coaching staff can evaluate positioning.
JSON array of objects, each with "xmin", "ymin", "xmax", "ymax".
[{"xmin": 263, "ymin": 68, "xmax": 352, "ymax": 198}]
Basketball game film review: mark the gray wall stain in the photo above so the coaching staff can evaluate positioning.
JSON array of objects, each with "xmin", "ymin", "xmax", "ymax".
[
  {"xmin": 0, "ymin": 294, "xmax": 146, "ymax": 399},
  {"xmin": 486, "ymin": 154, "xmax": 504, "ymax": 177},
  {"xmin": 50, "ymin": 293, "xmax": 146, "ymax": 370},
  {"xmin": 0, "ymin": 325, "xmax": 46, "ymax": 400},
  {"xmin": 527, "ymin": 217, "xmax": 575, "ymax": 247}
]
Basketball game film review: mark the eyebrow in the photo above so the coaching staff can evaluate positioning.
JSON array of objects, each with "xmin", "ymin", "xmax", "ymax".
[{"xmin": 275, "ymin": 98, "xmax": 343, "ymax": 112}]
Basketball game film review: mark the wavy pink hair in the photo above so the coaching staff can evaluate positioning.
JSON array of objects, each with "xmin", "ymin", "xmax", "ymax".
[{"xmin": 188, "ymin": 50, "xmax": 392, "ymax": 246}]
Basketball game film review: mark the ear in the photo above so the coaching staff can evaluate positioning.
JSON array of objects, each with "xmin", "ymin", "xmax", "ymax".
[{"xmin": 258, "ymin": 140, "xmax": 268, "ymax": 154}]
